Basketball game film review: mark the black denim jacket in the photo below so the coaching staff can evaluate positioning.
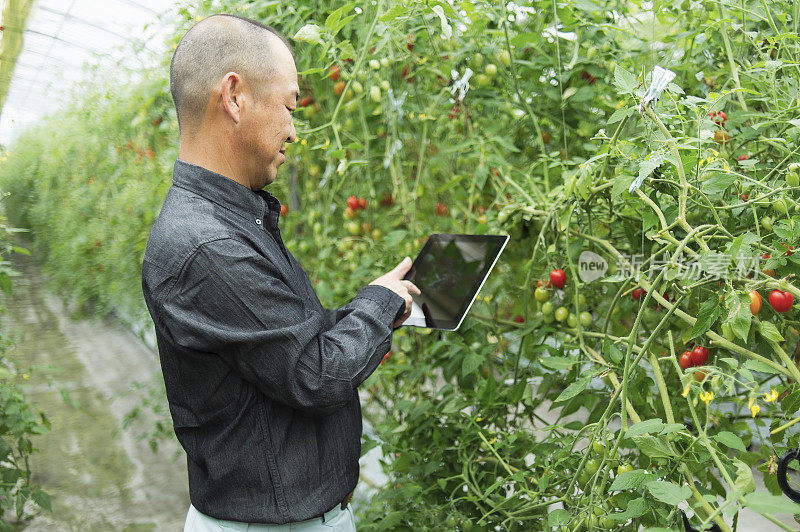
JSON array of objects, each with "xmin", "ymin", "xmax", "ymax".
[{"xmin": 141, "ymin": 159, "xmax": 405, "ymax": 524}]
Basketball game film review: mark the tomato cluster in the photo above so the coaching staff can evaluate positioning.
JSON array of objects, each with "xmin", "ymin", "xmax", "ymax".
[{"xmin": 679, "ymin": 346, "xmax": 710, "ymax": 371}]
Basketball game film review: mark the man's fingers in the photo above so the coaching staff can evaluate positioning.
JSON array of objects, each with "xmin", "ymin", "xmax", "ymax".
[
  {"xmin": 390, "ymin": 256, "xmax": 413, "ymax": 278},
  {"xmin": 401, "ymin": 280, "xmax": 421, "ymax": 295}
]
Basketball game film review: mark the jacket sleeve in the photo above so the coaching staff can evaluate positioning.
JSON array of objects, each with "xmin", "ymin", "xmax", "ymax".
[{"xmin": 158, "ymin": 237, "xmax": 406, "ymax": 417}]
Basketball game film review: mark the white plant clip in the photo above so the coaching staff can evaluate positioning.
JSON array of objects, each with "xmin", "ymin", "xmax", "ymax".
[
  {"xmin": 640, "ymin": 65, "xmax": 676, "ymax": 114},
  {"xmin": 387, "ymin": 89, "xmax": 407, "ymax": 119},
  {"xmin": 383, "ymin": 139, "xmax": 403, "ymax": 169},
  {"xmin": 449, "ymin": 67, "xmax": 473, "ymax": 102}
]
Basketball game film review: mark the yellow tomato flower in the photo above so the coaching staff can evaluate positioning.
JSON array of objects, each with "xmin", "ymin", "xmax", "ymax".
[
  {"xmin": 419, "ymin": 113, "xmax": 427, "ymax": 120},
  {"xmin": 748, "ymin": 397, "xmax": 760, "ymax": 418},
  {"xmin": 682, "ymin": 384, "xmax": 691, "ymax": 397},
  {"xmin": 409, "ymin": 112, "xmax": 416, "ymax": 119},
  {"xmin": 764, "ymin": 389, "xmax": 779, "ymax": 403},
  {"xmin": 476, "ymin": 416, "xmax": 483, "ymax": 422},
  {"xmin": 700, "ymin": 391, "xmax": 714, "ymax": 405},
  {"xmin": 300, "ymin": 139, "xmax": 307, "ymax": 146},
  {"xmin": 487, "ymin": 437, "xmax": 497, "ymax": 445},
  {"xmin": 22, "ymin": 373, "xmax": 28, "ymax": 380}
]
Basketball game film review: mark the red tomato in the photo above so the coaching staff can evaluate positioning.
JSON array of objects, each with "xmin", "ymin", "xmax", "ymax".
[
  {"xmin": 737, "ymin": 154, "xmax": 749, "ymax": 161},
  {"xmin": 750, "ymin": 290, "xmax": 762, "ymax": 315},
  {"xmin": 299, "ymin": 96, "xmax": 313, "ymax": 107},
  {"xmin": 769, "ymin": 290, "xmax": 794, "ymax": 313},
  {"xmin": 329, "ymin": 65, "xmax": 341, "ymax": 81},
  {"xmin": 690, "ymin": 346, "xmax": 709, "ymax": 366},
  {"xmin": 435, "ymin": 202, "xmax": 449, "ymax": 216},
  {"xmin": 347, "ymin": 196, "xmax": 360, "ymax": 210},
  {"xmin": 358, "ymin": 198, "xmax": 367, "ymax": 210},
  {"xmin": 513, "ymin": 315, "xmax": 525, "ymax": 323},
  {"xmin": 679, "ymin": 351, "xmax": 693, "ymax": 370},
  {"xmin": 550, "ymin": 269, "xmax": 566, "ymax": 289},
  {"xmin": 632, "ymin": 287, "xmax": 644, "ymax": 300}
]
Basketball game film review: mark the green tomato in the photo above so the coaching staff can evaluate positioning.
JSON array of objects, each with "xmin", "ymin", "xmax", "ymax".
[
  {"xmin": 543, "ymin": 312, "xmax": 555, "ymax": 324},
  {"xmin": 567, "ymin": 313, "xmax": 578, "ymax": 328},
  {"xmin": 499, "ymin": 50, "xmax": 511, "ymax": 66},
  {"xmin": 534, "ymin": 287, "xmax": 550, "ymax": 302},
  {"xmin": 761, "ymin": 216, "xmax": 774, "ymax": 231},
  {"xmin": 470, "ymin": 52, "xmax": 484, "ymax": 69},
  {"xmin": 577, "ymin": 294, "xmax": 587, "ymax": 307},
  {"xmin": 616, "ymin": 463, "xmax": 633, "ymax": 475},
  {"xmin": 497, "ymin": 210, "xmax": 509, "ymax": 223},
  {"xmin": 579, "ymin": 311, "xmax": 592, "ymax": 327},
  {"xmin": 786, "ymin": 171, "xmax": 799, "ymax": 187},
  {"xmin": 369, "ymin": 59, "xmax": 380, "ymax": 70},
  {"xmin": 578, "ymin": 469, "xmax": 592, "ymax": 487},
  {"xmin": 485, "ymin": 63, "xmax": 498, "ymax": 77},
  {"xmin": 599, "ymin": 516, "xmax": 616, "ymax": 529},
  {"xmin": 555, "ymin": 307, "xmax": 569, "ymax": 322},
  {"xmin": 475, "ymin": 73, "xmax": 490, "ymax": 88},
  {"xmin": 313, "ymin": 221, "xmax": 322, "ymax": 235},
  {"xmin": 773, "ymin": 198, "xmax": 789, "ymax": 215},
  {"xmin": 592, "ymin": 440, "xmax": 605, "ymax": 455},
  {"xmin": 541, "ymin": 301, "xmax": 554, "ymax": 315},
  {"xmin": 585, "ymin": 458, "xmax": 600, "ymax": 475}
]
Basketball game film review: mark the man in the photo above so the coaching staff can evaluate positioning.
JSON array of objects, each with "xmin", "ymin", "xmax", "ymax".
[{"xmin": 141, "ymin": 14, "xmax": 420, "ymax": 531}]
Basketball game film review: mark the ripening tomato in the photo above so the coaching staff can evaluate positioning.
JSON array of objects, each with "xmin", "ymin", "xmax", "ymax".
[
  {"xmin": 679, "ymin": 351, "xmax": 693, "ymax": 370},
  {"xmin": 769, "ymin": 290, "xmax": 794, "ymax": 313},
  {"xmin": 694, "ymin": 370, "xmax": 707, "ymax": 382},
  {"xmin": 435, "ymin": 202, "xmax": 449, "ymax": 216},
  {"xmin": 358, "ymin": 198, "xmax": 367, "ymax": 210},
  {"xmin": 329, "ymin": 65, "xmax": 341, "ymax": 81},
  {"xmin": 690, "ymin": 346, "xmax": 709, "ymax": 366},
  {"xmin": 714, "ymin": 130, "xmax": 731, "ymax": 144},
  {"xmin": 550, "ymin": 269, "xmax": 567, "ymax": 288},
  {"xmin": 750, "ymin": 290, "xmax": 762, "ymax": 315},
  {"xmin": 333, "ymin": 81, "xmax": 346, "ymax": 96},
  {"xmin": 299, "ymin": 96, "xmax": 313, "ymax": 107},
  {"xmin": 632, "ymin": 287, "xmax": 644, "ymax": 300},
  {"xmin": 280, "ymin": 204, "xmax": 288, "ymax": 216}
]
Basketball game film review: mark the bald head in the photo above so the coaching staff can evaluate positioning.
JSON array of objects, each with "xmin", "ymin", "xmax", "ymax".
[{"xmin": 170, "ymin": 14, "xmax": 296, "ymax": 134}]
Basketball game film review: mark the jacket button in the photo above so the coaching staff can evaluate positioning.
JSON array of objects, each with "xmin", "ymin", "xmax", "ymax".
[{"xmin": 255, "ymin": 218, "xmax": 262, "ymax": 225}]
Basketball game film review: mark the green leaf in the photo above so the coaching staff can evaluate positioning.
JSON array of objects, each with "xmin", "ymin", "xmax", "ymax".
[
  {"xmin": 610, "ymin": 469, "xmax": 658, "ymax": 491},
  {"xmin": 540, "ymin": 356, "xmax": 577, "ymax": 370},
  {"xmin": 701, "ymin": 172, "xmax": 737, "ymax": 196},
  {"xmin": 645, "ymin": 480, "xmax": 691, "ymax": 505},
  {"xmin": 691, "ymin": 297, "xmax": 721, "ymax": 339},
  {"xmin": 743, "ymin": 359, "xmax": 781, "ymax": 374},
  {"xmin": 608, "ymin": 497, "xmax": 649, "ymax": 521},
  {"xmin": 733, "ymin": 460, "xmax": 755, "ymax": 495},
  {"xmin": 614, "ymin": 66, "xmax": 638, "ymax": 94},
  {"xmin": 743, "ymin": 492, "xmax": 800, "ymax": 515},
  {"xmin": 603, "ymin": 337, "xmax": 623, "ymax": 364},
  {"xmin": 626, "ymin": 419, "xmax": 665, "ymax": 438},
  {"xmin": 759, "ymin": 320, "xmax": 784, "ymax": 343},
  {"xmin": 555, "ymin": 376, "xmax": 590, "ymax": 403},
  {"xmin": 725, "ymin": 291, "xmax": 752, "ymax": 342},
  {"xmin": 713, "ymin": 431, "xmax": 747, "ymax": 452},
  {"xmin": 462, "ymin": 352, "xmax": 483, "ymax": 377},
  {"xmin": 31, "ymin": 489, "xmax": 51, "ymax": 512},
  {"xmin": 631, "ymin": 435, "xmax": 675, "ymax": 459},
  {"xmin": 379, "ymin": 4, "xmax": 408, "ymax": 21}
]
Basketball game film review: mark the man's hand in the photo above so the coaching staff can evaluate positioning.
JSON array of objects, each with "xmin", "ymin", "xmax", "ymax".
[{"xmin": 369, "ymin": 257, "xmax": 421, "ymax": 329}]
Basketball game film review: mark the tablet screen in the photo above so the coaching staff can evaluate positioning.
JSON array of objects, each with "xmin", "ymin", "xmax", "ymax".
[{"xmin": 402, "ymin": 234, "xmax": 509, "ymax": 330}]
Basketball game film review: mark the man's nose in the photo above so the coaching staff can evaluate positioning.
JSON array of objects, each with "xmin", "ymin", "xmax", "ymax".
[{"xmin": 287, "ymin": 121, "xmax": 297, "ymax": 144}]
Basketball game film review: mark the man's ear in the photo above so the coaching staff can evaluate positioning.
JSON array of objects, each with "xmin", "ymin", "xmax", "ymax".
[{"xmin": 220, "ymin": 72, "xmax": 245, "ymax": 125}]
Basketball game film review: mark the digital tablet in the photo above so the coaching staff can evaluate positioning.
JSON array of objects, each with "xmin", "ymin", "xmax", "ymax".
[{"xmin": 401, "ymin": 234, "xmax": 509, "ymax": 331}]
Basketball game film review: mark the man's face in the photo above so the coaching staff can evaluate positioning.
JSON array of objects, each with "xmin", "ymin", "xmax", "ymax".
[{"xmin": 240, "ymin": 41, "xmax": 298, "ymax": 190}]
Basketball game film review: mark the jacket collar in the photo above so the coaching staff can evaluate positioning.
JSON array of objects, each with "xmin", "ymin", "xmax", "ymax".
[{"xmin": 172, "ymin": 159, "xmax": 283, "ymax": 229}]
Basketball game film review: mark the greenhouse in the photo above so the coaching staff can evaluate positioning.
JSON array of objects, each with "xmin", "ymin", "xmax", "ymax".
[{"xmin": 0, "ymin": 0, "xmax": 798, "ymax": 530}]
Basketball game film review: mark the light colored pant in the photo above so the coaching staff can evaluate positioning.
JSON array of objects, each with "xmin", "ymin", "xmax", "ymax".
[{"xmin": 184, "ymin": 503, "xmax": 357, "ymax": 531}]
